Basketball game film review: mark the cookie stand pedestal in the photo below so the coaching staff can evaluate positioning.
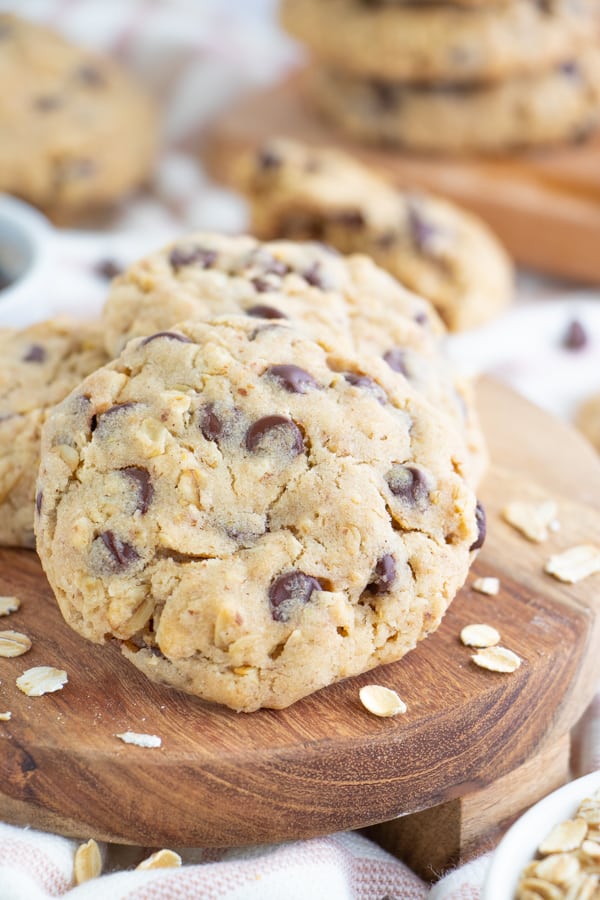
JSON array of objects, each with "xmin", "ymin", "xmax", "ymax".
[
  {"xmin": 204, "ymin": 73, "xmax": 600, "ymax": 285},
  {"xmin": 1, "ymin": 379, "xmax": 600, "ymax": 881}
]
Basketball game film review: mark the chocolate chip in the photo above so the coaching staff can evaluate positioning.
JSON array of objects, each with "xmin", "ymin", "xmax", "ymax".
[
  {"xmin": 94, "ymin": 258, "xmax": 122, "ymax": 280},
  {"xmin": 344, "ymin": 372, "xmax": 387, "ymax": 404},
  {"xmin": 376, "ymin": 230, "xmax": 397, "ymax": 250},
  {"xmin": 22, "ymin": 344, "xmax": 46, "ymax": 363},
  {"xmin": 75, "ymin": 64, "xmax": 106, "ymax": 87},
  {"xmin": 406, "ymin": 200, "xmax": 439, "ymax": 255},
  {"xmin": 252, "ymin": 277, "xmax": 272, "ymax": 293},
  {"xmin": 91, "ymin": 402, "xmax": 136, "ymax": 432},
  {"xmin": 246, "ymin": 304, "xmax": 287, "ymax": 320},
  {"xmin": 562, "ymin": 319, "xmax": 588, "ymax": 351},
  {"xmin": 331, "ymin": 210, "xmax": 365, "ymax": 228},
  {"xmin": 559, "ymin": 60, "xmax": 580, "ymax": 78},
  {"xmin": 386, "ymin": 465, "xmax": 430, "ymax": 505},
  {"xmin": 98, "ymin": 531, "xmax": 139, "ymax": 568},
  {"xmin": 34, "ymin": 95, "xmax": 62, "ymax": 112},
  {"xmin": 257, "ymin": 147, "xmax": 282, "ymax": 170},
  {"xmin": 383, "ymin": 348, "xmax": 408, "ymax": 376},
  {"xmin": 414, "ymin": 311, "xmax": 428, "ymax": 326},
  {"xmin": 140, "ymin": 331, "xmax": 193, "ymax": 345},
  {"xmin": 169, "ymin": 246, "xmax": 217, "ymax": 271},
  {"xmin": 368, "ymin": 554, "xmax": 396, "ymax": 594},
  {"xmin": 264, "ymin": 257, "xmax": 291, "ymax": 277},
  {"xmin": 371, "ymin": 80, "xmax": 399, "ymax": 110},
  {"xmin": 199, "ymin": 403, "xmax": 223, "ymax": 442},
  {"xmin": 120, "ymin": 466, "xmax": 153, "ymax": 514},
  {"xmin": 268, "ymin": 571, "xmax": 322, "ymax": 622},
  {"xmin": 35, "ymin": 491, "xmax": 43, "ymax": 516},
  {"xmin": 245, "ymin": 415, "xmax": 304, "ymax": 455},
  {"xmin": 266, "ymin": 365, "xmax": 318, "ymax": 394},
  {"xmin": 303, "ymin": 262, "xmax": 324, "ymax": 289},
  {"xmin": 470, "ymin": 500, "xmax": 486, "ymax": 551}
]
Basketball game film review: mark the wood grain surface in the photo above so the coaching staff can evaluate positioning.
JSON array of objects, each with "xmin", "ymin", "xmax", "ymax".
[
  {"xmin": 2, "ymin": 379, "xmax": 600, "ymax": 848},
  {"xmin": 203, "ymin": 74, "xmax": 600, "ymax": 284}
]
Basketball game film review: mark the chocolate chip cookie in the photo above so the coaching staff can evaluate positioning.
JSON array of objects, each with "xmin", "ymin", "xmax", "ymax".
[
  {"xmin": 0, "ymin": 14, "xmax": 158, "ymax": 223},
  {"xmin": 101, "ymin": 233, "xmax": 486, "ymax": 483},
  {"xmin": 35, "ymin": 317, "xmax": 482, "ymax": 711},
  {"xmin": 308, "ymin": 50, "xmax": 600, "ymax": 152},
  {"xmin": 0, "ymin": 318, "xmax": 109, "ymax": 548},
  {"xmin": 281, "ymin": 0, "xmax": 599, "ymax": 84},
  {"xmin": 234, "ymin": 138, "xmax": 513, "ymax": 331}
]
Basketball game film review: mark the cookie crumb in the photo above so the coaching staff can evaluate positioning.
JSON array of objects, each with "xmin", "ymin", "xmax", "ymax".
[
  {"xmin": 471, "ymin": 646, "xmax": 521, "ymax": 673},
  {"xmin": 0, "ymin": 630, "xmax": 32, "ymax": 658},
  {"xmin": 116, "ymin": 731, "xmax": 162, "ymax": 748},
  {"xmin": 0, "ymin": 596, "xmax": 20, "ymax": 616},
  {"xmin": 502, "ymin": 499, "xmax": 558, "ymax": 543},
  {"xmin": 460, "ymin": 623, "xmax": 500, "ymax": 648},
  {"xmin": 545, "ymin": 545, "xmax": 600, "ymax": 583},
  {"xmin": 472, "ymin": 576, "xmax": 500, "ymax": 596},
  {"xmin": 74, "ymin": 839, "xmax": 103, "ymax": 884},
  {"xmin": 16, "ymin": 666, "xmax": 68, "ymax": 696},
  {"xmin": 359, "ymin": 684, "xmax": 407, "ymax": 717},
  {"xmin": 0, "ymin": 711, "xmax": 12, "ymax": 721},
  {"xmin": 136, "ymin": 849, "xmax": 182, "ymax": 870}
]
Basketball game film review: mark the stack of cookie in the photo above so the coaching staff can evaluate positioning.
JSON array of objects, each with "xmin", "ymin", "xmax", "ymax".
[
  {"xmin": 280, "ymin": 0, "xmax": 600, "ymax": 153},
  {"xmin": 1, "ymin": 233, "xmax": 487, "ymax": 712}
]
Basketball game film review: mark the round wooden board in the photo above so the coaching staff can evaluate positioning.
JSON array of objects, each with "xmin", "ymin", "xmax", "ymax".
[{"xmin": 2, "ymin": 378, "xmax": 600, "ymax": 848}]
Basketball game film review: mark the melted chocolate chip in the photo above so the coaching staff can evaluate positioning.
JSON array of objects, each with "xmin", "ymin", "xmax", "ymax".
[
  {"xmin": 245, "ymin": 415, "xmax": 304, "ymax": 454},
  {"xmin": 344, "ymin": 372, "xmax": 387, "ymax": 404},
  {"xmin": 376, "ymin": 230, "xmax": 397, "ymax": 250},
  {"xmin": 22, "ymin": 344, "xmax": 47, "ymax": 363},
  {"xmin": 414, "ymin": 311, "xmax": 429, "ymax": 326},
  {"xmin": 562, "ymin": 319, "xmax": 588, "ymax": 351},
  {"xmin": 368, "ymin": 554, "xmax": 396, "ymax": 594},
  {"xmin": 34, "ymin": 95, "xmax": 62, "ymax": 112},
  {"xmin": 268, "ymin": 571, "xmax": 322, "ymax": 622},
  {"xmin": 169, "ymin": 245, "xmax": 217, "ymax": 271},
  {"xmin": 470, "ymin": 501, "xmax": 486, "ymax": 551},
  {"xmin": 264, "ymin": 257, "xmax": 290, "ymax": 277},
  {"xmin": 266, "ymin": 365, "xmax": 318, "ymax": 394},
  {"xmin": 559, "ymin": 61, "xmax": 580, "ymax": 78},
  {"xmin": 35, "ymin": 491, "xmax": 43, "ymax": 516},
  {"xmin": 91, "ymin": 402, "xmax": 136, "ymax": 432},
  {"xmin": 383, "ymin": 348, "xmax": 408, "ymax": 376},
  {"xmin": 246, "ymin": 304, "xmax": 287, "ymax": 320},
  {"xmin": 76, "ymin": 64, "xmax": 106, "ymax": 87},
  {"xmin": 120, "ymin": 466, "xmax": 153, "ymax": 514},
  {"xmin": 252, "ymin": 277, "xmax": 272, "ymax": 293},
  {"xmin": 258, "ymin": 147, "xmax": 282, "ymax": 170},
  {"xmin": 99, "ymin": 531, "xmax": 139, "ymax": 568},
  {"xmin": 303, "ymin": 262, "xmax": 325, "ymax": 288},
  {"xmin": 94, "ymin": 258, "xmax": 122, "ymax": 280},
  {"xmin": 331, "ymin": 210, "xmax": 365, "ymax": 228},
  {"xmin": 386, "ymin": 465, "xmax": 429, "ymax": 505},
  {"xmin": 141, "ymin": 331, "xmax": 193, "ymax": 346},
  {"xmin": 407, "ymin": 200, "xmax": 439, "ymax": 254},
  {"xmin": 371, "ymin": 80, "xmax": 399, "ymax": 110},
  {"xmin": 199, "ymin": 403, "xmax": 223, "ymax": 442}
]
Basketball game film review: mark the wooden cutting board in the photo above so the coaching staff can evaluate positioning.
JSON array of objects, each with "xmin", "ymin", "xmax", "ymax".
[
  {"xmin": 203, "ymin": 74, "xmax": 600, "ymax": 284},
  {"xmin": 2, "ymin": 379, "xmax": 600, "ymax": 878}
]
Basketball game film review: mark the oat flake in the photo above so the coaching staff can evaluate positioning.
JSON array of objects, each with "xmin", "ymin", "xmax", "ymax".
[
  {"xmin": 471, "ymin": 646, "xmax": 521, "ymax": 673},
  {"xmin": 116, "ymin": 731, "xmax": 162, "ymax": 748},
  {"xmin": 16, "ymin": 666, "xmax": 68, "ymax": 696},
  {"xmin": 460, "ymin": 623, "xmax": 500, "ymax": 648},
  {"xmin": 359, "ymin": 684, "xmax": 407, "ymax": 717},
  {"xmin": 545, "ymin": 545, "xmax": 600, "ymax": 584},
  {"xmin": 74, "ymin": 839, "xmax": 102, "ymax": 884},
  {"xmin": 0, "ymin": 711, "xmax": 11, "ymax": 721},
  {"xmin": 502, "ymin": 499, "xmax": 558, "ymax": 543},
  {"xmin": 137, "ymin": 849, "xmax": 182, "ymax": 870},
  {"xmin": 0, "ymin": 596, "xmax": 20, "ymax": 616}
]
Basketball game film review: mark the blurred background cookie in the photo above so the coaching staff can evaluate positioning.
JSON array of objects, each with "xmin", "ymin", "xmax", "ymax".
[
  {"xmin": 0, "ymin": 14, "xmax": 158, "ymax": 223},
  {"xmin": 576, "ymin": 392, "xmax": 600, "ymax": 452},
  {"xmin": 233, "ymin": 137, "xmax": 513, "ymax": 330}
]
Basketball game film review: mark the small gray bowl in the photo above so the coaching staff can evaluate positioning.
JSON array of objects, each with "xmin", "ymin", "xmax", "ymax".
[{"xmin": 0, "ymin": 195, "xmax": 52, "ymax": 327}]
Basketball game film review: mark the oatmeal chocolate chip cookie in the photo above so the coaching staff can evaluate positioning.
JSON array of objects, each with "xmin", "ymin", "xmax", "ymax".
[
  {"xmin": 234, "ymin": 138, "xmax": 513, "ymax": 332},
  {"xmin": 308, "ymin": 50, "xmax": 600, "ymax": 153},
  {"xmin": 35, "ymin": 317, "xmax": 482, "ymax": 711},
  {"xmin": 0, "ymin": 14, "xmax": 158, "ymax": 223},
  {"xmin": 576, "ymin": 393, "xmax": 600, "ymax": 452},
  {"xmin": 0, "ymin": 318, "xmax": 109, "ymax": 548},
  {"xmin": 102, "ymin": 233, "xmax": 486, "ymax": 484},
  {"xmin": 281, "ymin": 0, "xmax": 600, "ymax": 84}
]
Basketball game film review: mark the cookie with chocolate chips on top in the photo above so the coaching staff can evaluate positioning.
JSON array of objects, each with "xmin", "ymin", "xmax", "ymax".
[
  {"xmin": 0, "ymin": 14, "xmax": 157, "ymax": 222},
  {"xmin": 234, "ymin": 138, "xmax": 513, "ymax": 332},
  {"xmin": 0, "ymin": 318, "xmax": 109, "ymax": 548},
  {"xmin": 35, "ymin": 317, "xmax": 482, "ymax": 712}
]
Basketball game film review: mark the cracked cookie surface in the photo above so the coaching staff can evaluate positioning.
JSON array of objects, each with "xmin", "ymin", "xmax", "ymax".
[
  {"xmin": 0, "ymin": 318, "xmax": 108, "ymax": 548},
  {"xmin": 35, "ymin": 317, "xmax": 481, "ymax": 711}
]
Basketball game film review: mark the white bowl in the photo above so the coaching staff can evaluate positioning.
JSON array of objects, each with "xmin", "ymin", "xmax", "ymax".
[
  {"xmin": 482, "ymin": 769, "xmax": 600, "ymax": 899},
  {"xmin": 0, "ymin": 194, "xmax": 53, "ymax": 327}
]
